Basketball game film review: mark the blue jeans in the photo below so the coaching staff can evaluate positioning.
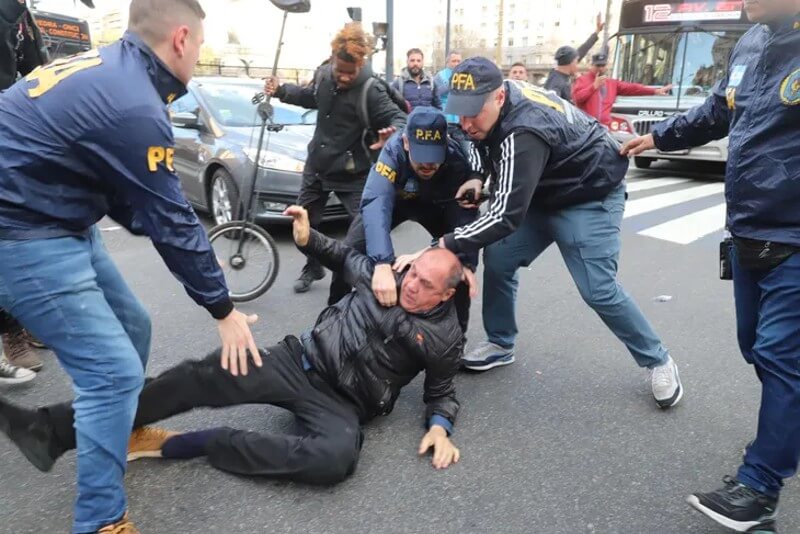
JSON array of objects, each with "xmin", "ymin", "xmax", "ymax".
[
  {"xmin": 733, "ymin": 247, "xmax": 800, "ymax": 498},
  {"xmin": 482, "ymin": 183, "xmax": 668, "ymax": 368},
  {"xmin": 0, "ymin": 227, "xmax": 151, "ymax": 533}
]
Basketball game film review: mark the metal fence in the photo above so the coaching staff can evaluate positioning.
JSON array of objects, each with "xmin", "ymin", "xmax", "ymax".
[{"xmin": 194, "ymin": 63, "xmax": 316, "ymax": 85}]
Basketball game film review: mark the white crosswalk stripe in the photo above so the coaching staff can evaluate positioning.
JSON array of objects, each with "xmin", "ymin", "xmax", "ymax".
[
  {"xmin": 625, "ymin": 182, "xmax": 725, "ymax": 219},
  {"xmin": 638, "ymin": 203, "xmax": 727, "ymax": 245},
  {"xmin": 625, "ymin": 177, "xmax": 692, "ymax": 193},
  {"xmin": 624, "ymin": 177, "xmax": 726, "ymax": 245}
]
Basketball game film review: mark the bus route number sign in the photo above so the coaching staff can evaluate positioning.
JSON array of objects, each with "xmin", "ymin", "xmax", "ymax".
[{"xmin": 643, "ymin": 1, "xmax": 743, "ymax": 23}]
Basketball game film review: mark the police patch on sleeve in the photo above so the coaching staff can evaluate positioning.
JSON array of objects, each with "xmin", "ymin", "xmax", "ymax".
[
  {"xmin": 728, "ymin": 65, "xmax": 747, "ymax": 88},
  {"xmin": 780, "ymin": 68, "xmax": 800, "ymax": 106}
]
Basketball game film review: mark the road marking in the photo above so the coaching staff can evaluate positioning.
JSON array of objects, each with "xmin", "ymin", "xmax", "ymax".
[
  {"xmin": 626, "ymin": 177, "xmax": 692, "ymax": 193},
  {"xmin": 638, "ymin": 203, "xmax": 727, "ymax": 244},
  {"xmin": 624, "ymin": 182, "xmax": 725, "ymax": 219}
]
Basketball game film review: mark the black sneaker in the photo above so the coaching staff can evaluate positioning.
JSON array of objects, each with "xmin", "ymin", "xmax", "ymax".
[
  {"xmin": 687, "ymin": 476, "xmax": 778, "ymax": 532},
  {"xmin": 293, "ymin": 263, "xmax": 325, "ymax": 294},
  {"xmin": 0, "ymin": 397, "xmax": 59, "ymax": 472}
]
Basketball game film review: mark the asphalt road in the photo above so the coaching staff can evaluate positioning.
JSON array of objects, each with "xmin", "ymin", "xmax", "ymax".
[{"xmin": 2, "ymin": 161, "xmax": 796, "ymax": 534}]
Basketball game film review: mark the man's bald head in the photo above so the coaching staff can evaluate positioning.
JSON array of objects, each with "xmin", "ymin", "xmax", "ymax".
[
  {"xmin": 128, "ymin": 0, "xmax": 206, "ymax": 85},
  {"xmin": 399, "ymin": 248, "xmax": 463, "ymax": 314},
  {"xmin": 419, "ymin": 248, "xmax": 464, "ymax": 290}
]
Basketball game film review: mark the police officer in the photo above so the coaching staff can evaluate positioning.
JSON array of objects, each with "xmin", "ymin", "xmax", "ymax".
[
  {"xmin": 328, "ymin": 106, "xmax": 480, "ymax": 333},
  {"xmin": 623, "ymin": 0, "xmax": 800, "ymax": 530},
  {"xmin": 433, "ymin": 57, "xmax": 683, "ymax": 407},
  {"xmin": 0, "ymin": 1, "xmax": 260, "ymax": 532},
  {"xmin": 543, "ymin": 13, "xmax": 604, "ymax": 103}
]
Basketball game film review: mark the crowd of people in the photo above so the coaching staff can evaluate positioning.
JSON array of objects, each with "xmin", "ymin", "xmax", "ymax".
[{"xmin": 0, "ymin": 0, "xmax": 799, "ymax": 533}]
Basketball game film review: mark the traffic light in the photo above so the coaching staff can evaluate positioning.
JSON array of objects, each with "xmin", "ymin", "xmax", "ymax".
[{"xmin": 347, "ymin": 7, "xmax": 362, "ymax": 22}]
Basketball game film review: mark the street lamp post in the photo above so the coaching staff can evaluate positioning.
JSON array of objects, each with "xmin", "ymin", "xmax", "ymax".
[
  {"xmin": 444, "ymin": 0, "xmax": 451, "ymax": 61},
  {"xmin": 385, "ymin": 0, "xmax": 394, "ymax": 80}
]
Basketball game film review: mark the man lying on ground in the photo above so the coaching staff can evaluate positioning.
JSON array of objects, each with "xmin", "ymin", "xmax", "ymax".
[{"xmin": 0, "ymin": 206, "xmax": 465, "ymax": 484}]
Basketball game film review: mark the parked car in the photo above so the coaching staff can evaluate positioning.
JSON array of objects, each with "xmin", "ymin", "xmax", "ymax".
[{"xmin": 168, "ymin": 77, "xmax": 349, "ymax": 225}]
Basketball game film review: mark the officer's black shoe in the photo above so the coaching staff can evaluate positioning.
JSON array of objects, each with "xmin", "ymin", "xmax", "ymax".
[
  {"xmin": 687, "ymin": 476, "xmax": 778, "ymax": 532},
  {"xmin": 293, "ymin": 263, "xmax": 325, "ymax": 294},
  {"xmin": 0, "ymin": 397, "xmax": 59, "ymax": 472}
]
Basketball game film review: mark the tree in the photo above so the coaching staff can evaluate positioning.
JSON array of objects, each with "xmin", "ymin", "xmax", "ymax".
[{"xmin": 429, "ymin": 24, "xmax": 492, "ymax": 71}]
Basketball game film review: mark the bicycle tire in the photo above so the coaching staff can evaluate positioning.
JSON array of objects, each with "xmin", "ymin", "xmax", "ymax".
[{"xmin": 207, "ymin": 221, "xmax": 280, "ymax": 302}]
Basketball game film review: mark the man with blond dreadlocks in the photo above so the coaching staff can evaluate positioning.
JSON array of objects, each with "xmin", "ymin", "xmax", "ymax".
[{"xmin": 265, "ymin": 22, "xmax": 407, "ymax": 294}]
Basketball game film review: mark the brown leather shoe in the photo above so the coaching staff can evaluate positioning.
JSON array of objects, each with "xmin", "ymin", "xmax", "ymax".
[
  {"xmin": 97, "ymin": 512, "xmax": 140, "ymax": 534},
  {"xmin": 3, "ymin": 326, "xmax": 42, "ymax": 372},
  {"xmin": 127, "ymin": 426, "xmax": 179, "ymax": 462}
]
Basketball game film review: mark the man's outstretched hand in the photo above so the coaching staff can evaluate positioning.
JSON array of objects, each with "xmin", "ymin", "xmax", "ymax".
[
  {"xmin": 418, "ymin": 425, "xmax": 461, "ymax": 470},
  {"xmin": 369, "ymin": 126, "xmax": 397, "ymax": 151},
  {"xmin": 218, "ymin": 309, "xmax": 261, "ymax": 376},
  {"xmin": 283, "ymin": 205, "xmax": 310, "ymax": 246}
]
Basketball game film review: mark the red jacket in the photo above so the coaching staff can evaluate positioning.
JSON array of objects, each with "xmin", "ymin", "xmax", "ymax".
[{"xmin": 572, "ymin": 72, "xmax": 657, "ymax": 126}]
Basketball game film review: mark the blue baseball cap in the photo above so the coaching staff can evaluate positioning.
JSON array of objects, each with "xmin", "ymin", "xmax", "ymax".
[
  {"xmin": 405, "ymin": 106, "xmax": 447, "ymax": 164},
  {"xmin": 444, "ymin": 57, "xmax": 503, "ymax": 117}
]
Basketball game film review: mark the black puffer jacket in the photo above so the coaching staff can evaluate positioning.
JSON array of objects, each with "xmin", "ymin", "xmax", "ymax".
[
  {"xmin": 299, "ymin": 230, "xmax": 463, "ymax": 427},
  {"xmin": 276, "ymin": 63, "xmax": 407, "ymax": 190}
]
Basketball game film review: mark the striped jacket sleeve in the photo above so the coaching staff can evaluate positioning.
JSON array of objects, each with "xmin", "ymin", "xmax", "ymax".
[
  {"xmin": 466, "ymin": 141, "xmax": 486, "ymax": 178},
  {"xmin": 442, "ymin": 132, "xmax": 550, "ymax": 254}
]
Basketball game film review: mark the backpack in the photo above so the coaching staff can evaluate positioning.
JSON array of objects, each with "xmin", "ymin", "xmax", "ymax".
[{"xmin": 356, "ymin": 76, "xmax": 409, "ymax": 162}]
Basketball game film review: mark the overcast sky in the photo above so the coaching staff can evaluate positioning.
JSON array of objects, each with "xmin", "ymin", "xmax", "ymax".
[{"xmin": 33, "ymin": 0, "xmax": 440, "ymax": 71}]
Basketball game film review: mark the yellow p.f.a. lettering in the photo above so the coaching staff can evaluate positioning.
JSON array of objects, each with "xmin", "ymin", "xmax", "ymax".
[
  {"xmin": 375, "ymin": 161, "xmax": 397, "ymax": 183},
  {"xmin": 147, "ymin": 147, "xmax": 176, "ymax": 172},
  {"xmin": 451, "ymin": 72, "xmax": 476, "ymax": 91},
  {"xmin": 416, "ymin": 129, "xmax": 443, "ymax": 141}
]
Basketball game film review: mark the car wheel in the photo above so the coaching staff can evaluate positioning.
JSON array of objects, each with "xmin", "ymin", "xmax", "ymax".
[
  {"xmin": 209, "ymin": 168, "xmax": 240, "ymax": 225},
  {"xmin": 634, "ymin": 157, "xmax": 653, "ymax": 169}
]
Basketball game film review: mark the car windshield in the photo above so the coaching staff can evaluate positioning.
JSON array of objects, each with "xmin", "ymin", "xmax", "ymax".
[
  {"xmin": 197, "ymin": 81, "xmax": 317, "ymax": 127},
  {"xmin": 615, "ymin": 30, "xmax": 743, "ymax": 97}
]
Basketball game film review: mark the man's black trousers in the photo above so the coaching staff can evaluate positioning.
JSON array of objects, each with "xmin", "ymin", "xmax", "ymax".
[
  {"xmin": 45, "ymin": 336, "xmax": 364, "ymax": 485},
  {"xmin": 297, "ymin": 172, "xmax": 363, "ymax": 274}
]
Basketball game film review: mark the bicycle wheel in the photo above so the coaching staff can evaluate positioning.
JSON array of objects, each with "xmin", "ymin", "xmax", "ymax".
[{"xmin": 208, "ymin": 221, "xmax": 280, "ymax": 302}]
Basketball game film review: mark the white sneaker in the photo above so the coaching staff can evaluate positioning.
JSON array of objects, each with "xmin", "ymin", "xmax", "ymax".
[
  {"xmin": 0, "ymin": 358, "xmax": 35, "ymax": 385},
  {"xmin": 461, "ymin": 340, "xmax": 515, "ymax": 371},
  {"xmin": 650, "ymin": 356, "xmax": 682, "ymax": 408}
]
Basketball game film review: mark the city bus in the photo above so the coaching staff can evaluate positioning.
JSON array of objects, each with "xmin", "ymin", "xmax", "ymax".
[
  {"xmin": 32, "ymin": 10, "xmax": 91, "ymax": 60},
  {"xmin": 608, "ymin": 0, "xmax": 753, "ymax": 168}
]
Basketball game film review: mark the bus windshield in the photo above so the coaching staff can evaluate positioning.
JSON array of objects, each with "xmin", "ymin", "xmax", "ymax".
[{"xmin": 615, "ymin": 29, "xmax": 743, "ymax": 97}]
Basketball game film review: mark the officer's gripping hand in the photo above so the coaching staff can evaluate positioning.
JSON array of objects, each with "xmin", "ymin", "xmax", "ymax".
[
  {"xmin": 456, "ymin": 178, "xmax": 484, "ymax": 209},
  {"xmin": 217, "ymin": 310, "xmax": 262, "ymax": 377},
  {"xmin": 620, "ymin": 134, "xmax": 655, "ymax": 157},
  {"xmin": 372, "ymin": 264, "xmax": 398, "ymax": 307},
  {"xmin": 392, "ymin": 249, "xmax": 427, "ymax": 273},
  {"xmin": 462, "ymin": 267, "xmax": 479, "ymax": 299},
  {"xmin": 264, "ymin": 75, "xmax": 281, "ymax": 97},
  {"xmin": 419, "ymin": 425, "xmax": 461, "ymax": 470},
  {"xmin": 283, "ymin": 206, "xmax": 310, "ymax": 246}
]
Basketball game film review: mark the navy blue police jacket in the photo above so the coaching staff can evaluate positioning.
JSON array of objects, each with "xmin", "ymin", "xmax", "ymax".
[
  {"xmin": 0, "ymin": 31, "xmax": 233, "ymax": 318},
  {"xmin": 652, "ymin": 15, "xmax": 800, "ymax": 246},
  {"xmin": 360, "ymin": 132, "xmax": 481, "ymax": 269}
]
